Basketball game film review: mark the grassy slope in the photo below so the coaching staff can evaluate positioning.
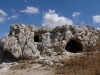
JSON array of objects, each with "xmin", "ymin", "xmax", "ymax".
[{"xmin": 55, "ymin": 52, "xmax": 100, "ymax": 75}]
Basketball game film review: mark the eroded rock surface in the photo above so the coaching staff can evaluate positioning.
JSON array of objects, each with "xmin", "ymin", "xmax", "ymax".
[{"xmin": 0, "ymin": 24, "xmax": 100, "ymax": 59}]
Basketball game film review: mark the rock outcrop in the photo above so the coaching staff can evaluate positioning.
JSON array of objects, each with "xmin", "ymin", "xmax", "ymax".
[{"xmin": 0, "ymin": 23, "xmax": 100, "ymax": 59}]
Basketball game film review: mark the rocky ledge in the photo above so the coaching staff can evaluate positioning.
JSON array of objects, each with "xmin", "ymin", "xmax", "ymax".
[{"xmin": 0, "ymin": 23, "xmax": 100, "ymax": 59}]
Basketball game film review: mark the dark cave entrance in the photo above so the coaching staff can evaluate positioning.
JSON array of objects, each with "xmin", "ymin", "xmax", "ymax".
[
  {"xmin": 34, "ymin": 35, "xmax": 39, "ymax": 42},
  {"xmin": 0, "ymin": 46, "xmax": 3, "ymax": 50},
  {"xmin": 1, "ymin": 51, "xmax": 28, "ymax": 63},
  {"xmin": 65, "ymin": 40, "xmax": 83, "ymax": 53},
  {"xmin": 4, "ymin": 51, "xmax": 16, "ymax": 59}
]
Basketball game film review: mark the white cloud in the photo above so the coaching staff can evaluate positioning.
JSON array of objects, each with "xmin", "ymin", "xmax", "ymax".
[
  {"xmin": 96, "ymin": 27, "xmax": 100, "ymax": 31},
  {"xmin": 0, "ymin": 9, "xmax": 7, "ymax": 17},
  {"xmin": 11, "ymin": 14, "xmax": 19, "ymax": 19},
  {"xmin": 92, "ymin": 15, "xmax": 100, "ymax": 23},
  {"xmin": 0, "ymin": 9, "xmax": 7, "ymax": 23},
  {"xmin": 80, "ymin": 21, "xmax": 84, "ymax": 25},
  {"xmin": 7, "ymin": 14, "xmax": 19, "ymax": 20},
  {"xmin": 72, "ymin": 12, "xmax": 81, "ymax": 18},
  {"xmin": 42, "ymin": 23, "xmax": 46, "ymax": 27},
  {"xmin": 0, "ymin": 17, "xmax": 6, "ymax": 23},
  {"xmin": 24, "ymin": 0, "xmax": 27, "ymax": 2},
  {"xmin": 42, "ymin": 9, "xmax": 73, "ymax": 28},
  {"xmin": 4, "ymin": 32, "xmax": 9, "ymax": 36},
  {"xmin": 20, "ymin": 6, "xmax": 39, "ymax": 14},
  {"xmin": 7, "ymin": 17, "xmax": 11, "ymax": 20}
]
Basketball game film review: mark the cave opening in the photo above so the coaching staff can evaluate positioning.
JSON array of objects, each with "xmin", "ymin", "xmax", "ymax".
[
  {"xmin": 4, "ymin": 51, "xmax": 16, "ymax": 59},
  {"xmin": 65, "ymin": 40, "xmax": 83, "ymax": 53},
  {"xmin": 0, "ymin": 46, "xmax": 3, "ymax": 50},
  {"xmin": 3, "ymin": 51, "xmax": 19, "ymax": 62},
  {"xmin": 34, "ymin": 35, "xmax": 39, "ymax": 42},
  {"xmin": 1, "ymin": 51, "xmax": 28, "ymax": 63}
]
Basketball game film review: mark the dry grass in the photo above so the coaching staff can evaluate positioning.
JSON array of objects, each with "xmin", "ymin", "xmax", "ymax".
[
  {"xmin": 10, "ymin": 56, "xmax": 39, "ymax": 70},
  {"xmin": 18, "ymin": 59, "xmax": 28, "ymax": 63},
  {"xmin": 55, "ymin": 52, "xmax": 100, "ymax": 75},
  {"xmin": 10, "ymin": 63, "xmax": 32, "ymax": 70}
]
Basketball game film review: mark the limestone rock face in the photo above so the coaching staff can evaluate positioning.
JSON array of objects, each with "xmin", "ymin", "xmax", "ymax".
[{"xmin": 0, "ymin": 24, "xmax": 100, "ymax": 59}]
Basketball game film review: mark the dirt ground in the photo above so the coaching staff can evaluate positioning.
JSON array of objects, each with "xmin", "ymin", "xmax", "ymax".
[
  {"xmin": 0, "ymin": 51, "xmax": 96, "ymax": 75},
  {"xmin": 0, "ymin": 65, "xmax": 55, "ymax": 75},
  {"xmin": 0, "ymin": 56, "xmax": 56, "ymax": 75}
]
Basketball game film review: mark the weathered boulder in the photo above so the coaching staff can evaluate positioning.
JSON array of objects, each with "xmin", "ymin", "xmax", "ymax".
[{"xmin": 0, "ymin": 23, "xmax": 100, "ymax": 59}]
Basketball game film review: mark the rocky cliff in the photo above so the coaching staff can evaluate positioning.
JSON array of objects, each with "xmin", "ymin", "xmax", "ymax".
[{"xmin": 0, "ymin": 23, "xmax": 100, "ymax": 59}]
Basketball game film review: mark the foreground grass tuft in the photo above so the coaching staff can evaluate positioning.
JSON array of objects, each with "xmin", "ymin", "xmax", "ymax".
[
  {"xmin": 10, "ymin": 56, "xmax": 39, "ymax": 70},
  {"xmin": 10, "ymin": 63, "xmax": 32, "ymax": 70},
  {"xmin": 55, "ymin": 52, "xmax": 100, "ymax": 75}
]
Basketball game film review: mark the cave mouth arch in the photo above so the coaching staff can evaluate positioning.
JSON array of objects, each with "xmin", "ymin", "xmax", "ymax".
[
  {"xmin": 3, "ymin": 51, "xmax": 29, "ymax": 63},
  {"xmin": 34, "ymin": 35, "xmax": 39, "ymax": 42},
  {"xmin": 65, "ymin": 40, "xmax": 83, "ymax": 53},
  {"xmin": 4, "ymin": 51, "xmax": 16, "ymax": 59}
]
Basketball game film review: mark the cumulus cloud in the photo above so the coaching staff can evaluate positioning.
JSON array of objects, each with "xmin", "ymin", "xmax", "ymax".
[
  {"xmin": 4, "ymin": 32, "xmax": 9, "ymax": 36},
  {"xmin": 0, "ymin": 9, "xmax": 7, "ymax": 23},
  {"xmin": 24, "ymin": 0, "xmax": 27, "ymax": 2},
  {"xmin": 92, "ymin": 15, "xmax": 100, "ymax": 23},
  {"xmin": 0, "ymin": 17, "xmax": 6, "ymax": 23},
  {"xmin": 72, "ymin": 12, "xmax": 81, "ymax": 18},
  {"xmin": 0, "ymin": 9, "xmax": 7, "ymax": 17},
  {"xmin": 80, "ymin": 21, "xmax": 84, "ymax": 25},
  {"xmin": 7, "ymin": 14, "xmax": 19, "ymax": 20},
  {"xmin": 20, "ymin": 6, "xmax": 39, "ymax": 14},
  {"xmin": 42, "ymin": 9, "xmax": 73, "ymax": 28},
  {"xmin": 7, "ymin": 17, "xmax": 11, "ymax": 20},
  {"xmin": 11, "ymin": 14, "xmax": 19, "ymax": 19},
  {"xmin": 96, "ymin": 27, "xmax": 100, "ymax": 31}
]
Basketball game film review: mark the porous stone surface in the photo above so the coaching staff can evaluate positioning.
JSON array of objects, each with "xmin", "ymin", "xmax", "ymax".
[{"xmin": 0, "ymin": 23, "xmax": 100, "ymax": 59}]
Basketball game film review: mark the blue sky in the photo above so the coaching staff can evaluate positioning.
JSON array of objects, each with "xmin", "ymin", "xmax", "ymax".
[{"xmin": 0, "ymin": 0, "xmax": 100, "ymax": 38}]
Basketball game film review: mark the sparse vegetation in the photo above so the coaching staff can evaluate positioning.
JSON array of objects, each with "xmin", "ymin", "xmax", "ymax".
[
  {"xmin": 10, "ymin": 63, "xmax": 32, "ymax": 70},
  {"xmin": 18, "ymin": 56, "xmax": 39, "ymax": 63},
  {"xmin": 18, "ymin": 59, "xmax": 28, "ymax": 63},
  {"xmin": 55, "ymin": 52, "xmax": 100, "ymax": 75},
  {"xmin": 10, "ymin": 56, "xmax": 40, "ymax": 70}
]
